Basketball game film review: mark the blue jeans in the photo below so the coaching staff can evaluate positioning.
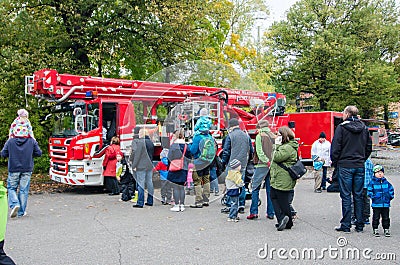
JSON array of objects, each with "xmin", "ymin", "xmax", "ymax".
[
  {"xmin": 238, "ymin": 170, "xmax": 246, "ymax": 208},
  {"xmin": 7, "ymin": 172, "xmax": 32, "ymax": 217},
  {"xmin": 338, "ymin": 166, "xmax": 365, "ymax": 230},
  {"xmin": 135, "ymin": 170, "xmax": 154, "ymax": 206},
  {"xmin": 321, "ymin": 166, "xmax": 328, "ymax": 188},
  {"xmin": 229, "ymin": 195, "xmax": 239, "ymax": 219},
  {"xmin": 210, "ymin": 167, "xmax": 219, "ymax": 193},
  {"xmin": 250, "ymin": 167, "xmax": 274, "ymax": 216}
]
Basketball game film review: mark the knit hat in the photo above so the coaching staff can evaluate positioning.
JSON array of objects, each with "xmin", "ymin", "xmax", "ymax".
[
  {"xmin": 319, "ymin": 132, "xmax": 326, "ymax": 139},
  {"xmin": 199, "ymin": 108, "xmax": 208, "ymax": 117},
  {"xmin": 229, "ymin": 159, "xmax": 241, "ymax": 169},
  {"xmin": 256, "ymin": 119, "xmax": 269, "ymax": 129},
  {"xmin": 17, "ymin": 109, "xmax": 29, "ymax": 118},
  {"xmin": 228, "ymin": 118, "xmax": 239, "ymax": 128},
  {"xmin": 133, "ymin": 127, "xmax": 140, "ymax": 135},
  {"xmin": 373, "ymin": 164, "xmax": 384, "ymax": 173},
  {"xmin": 160, "ymin": 148, "xmax": 169, "ymax": 159}
]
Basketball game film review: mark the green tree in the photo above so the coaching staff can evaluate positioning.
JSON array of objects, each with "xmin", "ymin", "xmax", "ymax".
[{"xmin": 265, "ymin": 0, "xmax": 400, "ymax": 116}]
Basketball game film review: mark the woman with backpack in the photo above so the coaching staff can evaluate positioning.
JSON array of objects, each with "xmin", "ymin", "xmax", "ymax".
[
  {"xmin": 167, "ymin": 129, "xmax": 191, "ymax": 212},
  {"xmin": 103, "ymin": 136, "xmax": 121, "ymax": 195}
]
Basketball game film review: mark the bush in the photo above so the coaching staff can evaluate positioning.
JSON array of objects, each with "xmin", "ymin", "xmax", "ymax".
[{"xmin": 34, "ymin": 154, "xmax": 50, "ymax": 174}]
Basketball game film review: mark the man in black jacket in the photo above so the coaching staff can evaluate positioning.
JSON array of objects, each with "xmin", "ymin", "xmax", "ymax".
[{"xmin": 331, "ymin": 105, "xmax": 372, "ymax": 233}]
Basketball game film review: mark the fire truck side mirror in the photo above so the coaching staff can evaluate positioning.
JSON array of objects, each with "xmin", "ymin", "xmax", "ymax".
[{"xmin": 288, "ymin": 121, "xmax": 295, "ymax": 129}]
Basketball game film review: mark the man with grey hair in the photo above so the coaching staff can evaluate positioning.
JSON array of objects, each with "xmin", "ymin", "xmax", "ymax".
[{"xmin": 331, "ymin": 105, "xmax": 372, "ymax": 233}]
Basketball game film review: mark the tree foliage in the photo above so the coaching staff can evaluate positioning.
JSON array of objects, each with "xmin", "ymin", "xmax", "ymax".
[{"xmin": 265, "ymin": 0, "xmax": 400, "ymax": 116}]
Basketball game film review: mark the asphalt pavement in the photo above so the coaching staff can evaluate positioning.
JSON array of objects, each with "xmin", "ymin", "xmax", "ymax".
[{"xmin": 4, "ymin": 151, "xmax": 400, "ymax": 265}]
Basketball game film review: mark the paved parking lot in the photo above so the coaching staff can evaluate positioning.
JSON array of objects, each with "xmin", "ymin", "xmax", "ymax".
[{"xmin": 4, "ymin": 151, "xmax": 400, "ymax": 264}]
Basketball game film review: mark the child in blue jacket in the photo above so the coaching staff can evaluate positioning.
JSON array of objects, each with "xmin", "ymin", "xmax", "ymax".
[
  {"xmin": 367, "ymin": 165, "xmax": 394, "ymax": 237},
  {"xmin": 154, "ymin": 149, "xmax": 172, "ymax": 205}
]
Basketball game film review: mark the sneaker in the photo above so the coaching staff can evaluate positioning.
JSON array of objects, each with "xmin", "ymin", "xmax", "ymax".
[
  {"xmin": 238, "ymin": 207, "xmax": 245, "ymax": 214},
  {"xmin": 145, "ymin": 203, "xmax": 153, "ymax": 206},
  {"xmin": 202, "ymin": 202, "xmax": 209, "ymax": 207},
  {"xmin": 247, "ymin": 214, "xmax": 259, "ymax": 220},
  {"xmin": 351, "ymin": 218, "xmax": 357, "ymax": 226},
  {"xmin": 132, "ymin": 204, "xmax": 143, "ymax": 208},
  {"xmin": 227, "ymin": 218, "xmax": 235, "ymax": 222},
  {"xmin": 221, "ymin": 207, "xmax": 230, "ymax": 214},
  {"xmin": 314, "ymin": 189, "xmax": 322, "ymax": 193},
  {"xmin": 180, "ymin": 205, "xmax": 185, "ymax": 212},
  {"xmin": 190, "ymin": 203, "xmax": 203, "ymax": 208},
  {"xmin": 10, "ymin": 206, "xmax": 19, "ymax": 218},
  {"xmin": 384, "ymin": 229, "xmax": 391, "ymax": 237},
  {"xmin": 321, "ymin": 187, "xmax": 326, "ymax": 190},
  {"xmin": 266, "ymin": 215, "xmax": 275, "ymax": 220},
  {"xmin": 335, "ymin": 226, "xmax": 351, "ymax": 234},
  {"xmin": 235, "ymin": 216, "xmax": 240, "ymax": 221},
  {"xmin": 364, "ymin": 218, "xmax": 370, "ymax": 225},
  {"xmin": 277, "ymin": 216, "xmax": 289, "ymax": 231},
  {"xmin": 373, "ymin": 229, "xmax": 380, "ymax": 237},
  {"xmin": 355, "ymin": 227, "xmax": 363, "ymax": 233},
  {"xmin": 215, "ymin": 192, "xmax": 219, "ymax": 196},
  {"xmin": 170, "ymin": 205, "xmax": 180, "ymax": 212}
]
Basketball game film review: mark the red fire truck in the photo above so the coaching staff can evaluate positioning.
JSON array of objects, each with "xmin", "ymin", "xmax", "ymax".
[
  {"xmin": 25, "ymin": 69, "xmax": 289, "ymax": 186},
  {"xmin": 287, "ymin": 111, "xmax": 343, "ymax": 164}
]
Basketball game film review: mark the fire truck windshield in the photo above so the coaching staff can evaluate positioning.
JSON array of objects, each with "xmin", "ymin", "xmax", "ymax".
[{"xmin": 52, "ymin": 102, "xmax": 99, "ymax": 137}]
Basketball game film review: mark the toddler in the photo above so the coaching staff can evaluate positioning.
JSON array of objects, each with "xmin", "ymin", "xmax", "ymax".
[
  {"xmin": 367, "ymin": 165, "xmax": 394, "ymax": 237},
  {"xmin": 9, "ymin": 109, "xmax": 35, "ymax": 139},
  {"xmin": 116, "ymin": 153, "xmax": 135, "ymax": 202},
  {"xmin": 154, "ymin": 149, "xmax": 172, "ymax": 204},
  {"xmin": 194, "ymin": 108, "xmax": 212, "ymax": 135},
  {"xmin": 225, "ymin": 159, "xmax": 244, "ymax": 222}
]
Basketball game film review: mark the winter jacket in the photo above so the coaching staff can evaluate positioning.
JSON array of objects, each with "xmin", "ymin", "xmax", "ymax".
[
  {"xmin": 194, "ymin": 116, "xmax": 212, "ymax": 133},
  {"xmin": 167, "ymin": 141, "xmax": 191, "ymax": 183},
  {"xmin": 102, "ymin": 144, "xmax": 121, "ymax": 177},
  {"xmin": 131, "ymin": 136, "xmax": 154, "ymax": 171},
  {"xmin": 221, "ymin": 127, "xmax": 253, "ymax": 170},
  {"xmin": 225, "ymin": 170, "xmax": 244, "ymax": 196},
  {"xmin": 270, "ymin": 140, "xmax": 298, "ymax": 191},
  {"xmin": 311, "ymin": 139, "xmax": 331, "ymax": 167},
  {"xmin": 1, "ymin": 138, "xmax": 42, "ymax": 172},
  {"xmin": 189, "ymin": 131, "xmax": 214, "ymax": 168},
  {"xmin": 367, "ymin": 176, "xmax": 394, "ymax": 208},
  {"xmin": 254, "ymin": 127, "xmax": 275, "ymax": 168},
  {"xmin": 330, "ymin": 117, "xmax": 372, "ymax": 168},
  {"xmin": 154, "ymin": 158, "xmax": 169, "ymax": 181},
  {"xmin": 116, "ymin": 158, "xmax": 134, "ymax": 184}
]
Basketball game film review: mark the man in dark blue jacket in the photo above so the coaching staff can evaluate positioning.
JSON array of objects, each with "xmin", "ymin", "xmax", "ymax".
[
  {"xmin": 1, "ymin": 137, "xmax": 42, "ymax": 218},
  {"xmin": 331, "ymin": 105, "xmax": 372, "ymax": 233}
]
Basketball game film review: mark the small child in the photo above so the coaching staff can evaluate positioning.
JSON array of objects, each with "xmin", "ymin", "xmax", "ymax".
[
  {"xmin": 194, "ymin": 108, "xmax": 212, "ymax": 135},
  {"xmin": 185, "ymin": 163, "xmax": 195, "ymax": 195},
  {"xmin": 154, "ymin": 149, "xmax": 172, "ymax": 205},
  {"xmin": 367, "ymin": 165, "xmax": 394, "ymax": 237},
  {"xmin": 225, "ymin": 159, "xmax": 244, "ymax": 222},
  {"xmin": 116, "ymin": 153, "xmax": 135, "ymax": 202},
  {"xmin": 9, "ymin": 109, "xmax": 35, "ymax": 139}
]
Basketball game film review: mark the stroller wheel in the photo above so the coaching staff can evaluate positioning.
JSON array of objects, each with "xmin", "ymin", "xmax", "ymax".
[{"xmin": 221, "ymin": 194, "xmax": 227, "ymax": 205}]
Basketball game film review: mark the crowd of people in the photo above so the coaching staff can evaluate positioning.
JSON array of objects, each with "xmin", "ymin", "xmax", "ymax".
[{"xmin": 0, "ymin": 105, "xmax": 396, "ymax": 264}]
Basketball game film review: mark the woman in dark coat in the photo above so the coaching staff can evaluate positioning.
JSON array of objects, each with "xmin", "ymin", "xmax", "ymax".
[{"xmin": 167, "ymin": 129, "xmax": 191, "ymax": 212}]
